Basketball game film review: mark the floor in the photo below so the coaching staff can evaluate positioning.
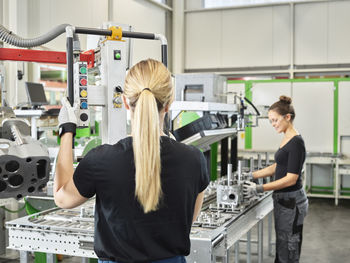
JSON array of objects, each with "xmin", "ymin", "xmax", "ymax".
[{"xmin": 0, "ymin": 197, "xmax": 349, "ymax": 263}]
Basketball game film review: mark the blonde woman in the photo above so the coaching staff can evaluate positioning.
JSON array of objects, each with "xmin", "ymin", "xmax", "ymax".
[{"xmin": 54, "ymin": 59, "xmax": 209, "ymax": 263}]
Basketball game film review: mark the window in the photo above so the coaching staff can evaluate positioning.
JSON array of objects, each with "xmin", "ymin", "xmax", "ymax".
[{"xmin": 204, "ymin": 0, "xmax": 309, "ymax": 8}]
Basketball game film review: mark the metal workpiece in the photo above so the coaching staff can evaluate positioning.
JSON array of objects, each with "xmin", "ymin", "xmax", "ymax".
[
  {"xmin": 0, "ymin": 114, "xmax": 51, "ymax": 199},
  {"xmin": 250, "ymin": 157, "xmax": 254, "ymax": 172},
  {"xmin": 215, "ymin": 164, "xmax": 256, "ymax": 212},
  {"xmin": 216, "ymin": 184, "xmax": 243, "ymax": 210},
  {"xmin": 237, "ymin": 160, "xmax": 242, "ymax": 185},
  {"xmin": 227, "ymin": 164, "xmax": 232, "ymax": 186}
]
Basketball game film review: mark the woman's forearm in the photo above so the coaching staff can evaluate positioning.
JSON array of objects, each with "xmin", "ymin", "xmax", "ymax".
[
  {"xmin": 54, "ymin": 133, "xmax": 74, "ymax": 193},
  {"xmin": 253, "ymin": 163, "xmax": 276, "ymax": 179}
]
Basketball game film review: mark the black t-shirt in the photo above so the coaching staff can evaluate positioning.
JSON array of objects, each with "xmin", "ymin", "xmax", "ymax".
[
  {"xmin": 274, "ymin": 135, "xmax": 306, "ymax": 193},
  {"xmin": 73, "ymin": 136, "xmax": 210, "ymax": 263}
]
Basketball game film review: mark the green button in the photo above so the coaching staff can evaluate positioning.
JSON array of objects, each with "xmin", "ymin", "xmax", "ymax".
[
  {"xmin": 80, "ymin": 67, "xmax": 87, "ymax": 74},
  {"xmin": 115, "ymin": 53, "xmax": 121, "ymax": 59}
]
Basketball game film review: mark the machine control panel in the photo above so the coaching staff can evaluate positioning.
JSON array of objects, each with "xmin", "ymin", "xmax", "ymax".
[{"xmin": 74, "ymin": 62, "xmax": 89, "ymax": 127}]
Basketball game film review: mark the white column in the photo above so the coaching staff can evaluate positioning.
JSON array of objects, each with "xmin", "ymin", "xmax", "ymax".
[{"xmin": 172, "ymin": 0, "xmax": 185, "ymax": 74}]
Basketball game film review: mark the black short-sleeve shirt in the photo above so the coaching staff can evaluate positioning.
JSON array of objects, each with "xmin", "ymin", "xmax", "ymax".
[
  {"xmin": 73, "ymin": 136, "xmax": 210, "ymax": 263},
  {"xmin": 274, "ymin": 135, "xmax": 306, "ymax": 193}
]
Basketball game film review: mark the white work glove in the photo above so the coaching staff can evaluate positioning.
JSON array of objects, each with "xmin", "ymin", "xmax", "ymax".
[
  {"xmin": 242, "ymin": 180, "xmax": 264, "ymax": 198},
  {"xmin": 58, "ymin": 97, "xmax": 79, "ymax": 137}
]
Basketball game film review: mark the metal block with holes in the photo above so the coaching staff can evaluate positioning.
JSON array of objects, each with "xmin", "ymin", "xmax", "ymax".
[{"xmin": 0, "ymin": 109, "xmax": 51, "ymax": 199}]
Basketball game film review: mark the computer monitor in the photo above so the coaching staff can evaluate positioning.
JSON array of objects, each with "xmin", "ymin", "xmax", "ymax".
[{"xmin": 25, "ymin": 82, "xmax": 48, "ymax": 108}]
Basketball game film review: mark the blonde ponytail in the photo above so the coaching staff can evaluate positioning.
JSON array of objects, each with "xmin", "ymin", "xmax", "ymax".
[
  {"xmin": 124, "ymin": 59, "xmax": 174, "ymax": 213},
  {"xmin": 132, "ymin": 90, "xmax": 162, "ymax": 213}
]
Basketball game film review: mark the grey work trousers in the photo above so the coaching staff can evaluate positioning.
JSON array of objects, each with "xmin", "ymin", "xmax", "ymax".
[{"xmin": 273, "ymin": 188, "xmax": 308, "ymax": 263}]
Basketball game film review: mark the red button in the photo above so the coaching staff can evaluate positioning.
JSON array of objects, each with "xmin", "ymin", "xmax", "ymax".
[{"xmin": 80, "ymin": 78, "xmax": 87, "ymax": 86}]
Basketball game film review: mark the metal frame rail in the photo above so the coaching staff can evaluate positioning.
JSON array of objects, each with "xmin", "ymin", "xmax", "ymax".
[
  {"xmin": 6, "ymin": 194, "xmax": 273, "ymax": 263},
  {"xmin": 189, "ymin": 193, "xmax": 273, "ymax": 263}
]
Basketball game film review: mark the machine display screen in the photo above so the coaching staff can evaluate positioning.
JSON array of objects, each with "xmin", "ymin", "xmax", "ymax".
[{"xmin": 25, "ymin": 82, "xmax": 48, "ymax": 107}]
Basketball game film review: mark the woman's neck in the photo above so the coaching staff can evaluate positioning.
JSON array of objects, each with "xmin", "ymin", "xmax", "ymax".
[{"xmin": 284, "ymin": 125, "xmax": 298, "ymax": 138}]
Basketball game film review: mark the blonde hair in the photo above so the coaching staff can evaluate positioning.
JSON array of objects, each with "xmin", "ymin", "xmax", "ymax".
[{"xmin": 124, "ymin": 59, "xmax": 174, "ymax": 213}]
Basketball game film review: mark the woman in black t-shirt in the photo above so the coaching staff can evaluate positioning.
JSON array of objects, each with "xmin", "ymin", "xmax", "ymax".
[
  {"xmin": 54, "ymin": 59, "xmax": 209, "ymax": 263},
  {"xmin": 242, "ymin": 96, "xmax": 308, "ymax": 263}
]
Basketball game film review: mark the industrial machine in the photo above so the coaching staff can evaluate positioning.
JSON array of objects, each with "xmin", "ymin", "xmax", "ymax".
[{"xmin": 0, "ymin": 22, "xmax": 273, "ymax": 263}]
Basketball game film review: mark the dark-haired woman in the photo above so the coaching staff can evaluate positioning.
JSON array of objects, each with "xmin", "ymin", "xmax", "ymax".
[{"xmin": 243, "ymin": 96, "xmax": 308, "ymax": 263}]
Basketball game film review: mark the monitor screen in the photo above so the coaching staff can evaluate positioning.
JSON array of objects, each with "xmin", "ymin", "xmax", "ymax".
[{"xmin": 25, "ymin": 82, "xmax": 48, "ymax": 107}]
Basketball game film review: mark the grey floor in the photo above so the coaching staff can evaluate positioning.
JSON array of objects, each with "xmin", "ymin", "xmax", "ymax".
[{"xmin": 1, "ymin": 197, "xmax": 349, "ymax": 263}]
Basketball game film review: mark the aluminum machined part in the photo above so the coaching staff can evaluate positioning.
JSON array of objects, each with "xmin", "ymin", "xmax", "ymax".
[
  {"xmin": 216, "ymin": 184, "xmax": 242, "ymax": 209},
  {"xmin": 0, "ymin": 115, "xmax": 50, "ymax": 198}
]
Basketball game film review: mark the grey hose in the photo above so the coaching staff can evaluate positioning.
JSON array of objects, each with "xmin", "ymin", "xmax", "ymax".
[{"xmin": 0, "ymin": 24, "xmax": 72, "ymax": 48}]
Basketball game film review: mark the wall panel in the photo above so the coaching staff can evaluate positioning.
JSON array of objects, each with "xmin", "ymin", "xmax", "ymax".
[
  {"xmin": 328, "ymin": 1, "xmax": 350, "ymax": 63},
  {"xmin": 294, "ymin": 3, "xmax": 328, "ymax": 65},
  {"xmin": 185, "ymin": 11, "xmax": 222, "ymax": 69},
  {"xmin": 292, "ymin": 82, "xmax": 334, "ymax": 153},
  {"xmin": 185, "ymin": 1, "xmax": 350, "ymax": 70},
  {"xmin": 222, "ymin": 7, "xmax": 273, "ymax": 67},
  {"xmin": 272, "ymin": 5, "xmax": 290, "ymax": 66}
]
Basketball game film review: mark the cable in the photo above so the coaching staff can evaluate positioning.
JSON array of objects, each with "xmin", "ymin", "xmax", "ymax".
[
  {"xmin": 244, "ymin": 97, "xmax": 260, "ymax": 116},
  {"xmin": 0, "ymin": 204, "xmax": 26, "ymax": 213},
  {"xmin": 0, "ymin": 24, "xmax": 71, "ymax": 48}
]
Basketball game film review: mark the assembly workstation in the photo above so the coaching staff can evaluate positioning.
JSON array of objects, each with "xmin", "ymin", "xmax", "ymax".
[{"xmin": 1, "ymin": 1, "xmax": 350, "ymax": 263}]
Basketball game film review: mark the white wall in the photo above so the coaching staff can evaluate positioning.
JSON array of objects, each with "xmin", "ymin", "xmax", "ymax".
[
  {"xmin": 292, "ymin": 82, "xmax": 334, "ymax": 153},
  {"xmin": 185, "ymin": 0, "xmax": 350, "ymax": 71}
]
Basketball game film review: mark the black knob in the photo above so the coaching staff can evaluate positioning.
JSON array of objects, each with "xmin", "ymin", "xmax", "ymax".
[{"xmin": 80, "ymin": 113, "xmax": 88, "ymax": 121}]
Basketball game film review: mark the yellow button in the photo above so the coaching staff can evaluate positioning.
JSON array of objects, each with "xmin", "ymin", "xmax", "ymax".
[{"xmin": 80, "ymin": 90, "xmax": 87, "ymax": 97}]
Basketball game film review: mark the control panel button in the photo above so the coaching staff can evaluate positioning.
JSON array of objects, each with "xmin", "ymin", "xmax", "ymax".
[
  {"xmin": 80, "ymin": 101, "xmax": 88, "ymax": 109},
  {"xmin": 80, "ymin": 90, "xmax": 88, "ymax": 98},
  {"xmin": 80, "ymin": 77, "xmax": 87, "ymax": 86},
  {"xmin": 114, "ymin": 50, "xmax": 121, "ymax": 60},
  {"xmin": 79, "ymin": 66, "xmax": 87, "ymax": 74},
  {"xmin": 80, "ymin": 113, "xmax": 88, "ymax": 122}
]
